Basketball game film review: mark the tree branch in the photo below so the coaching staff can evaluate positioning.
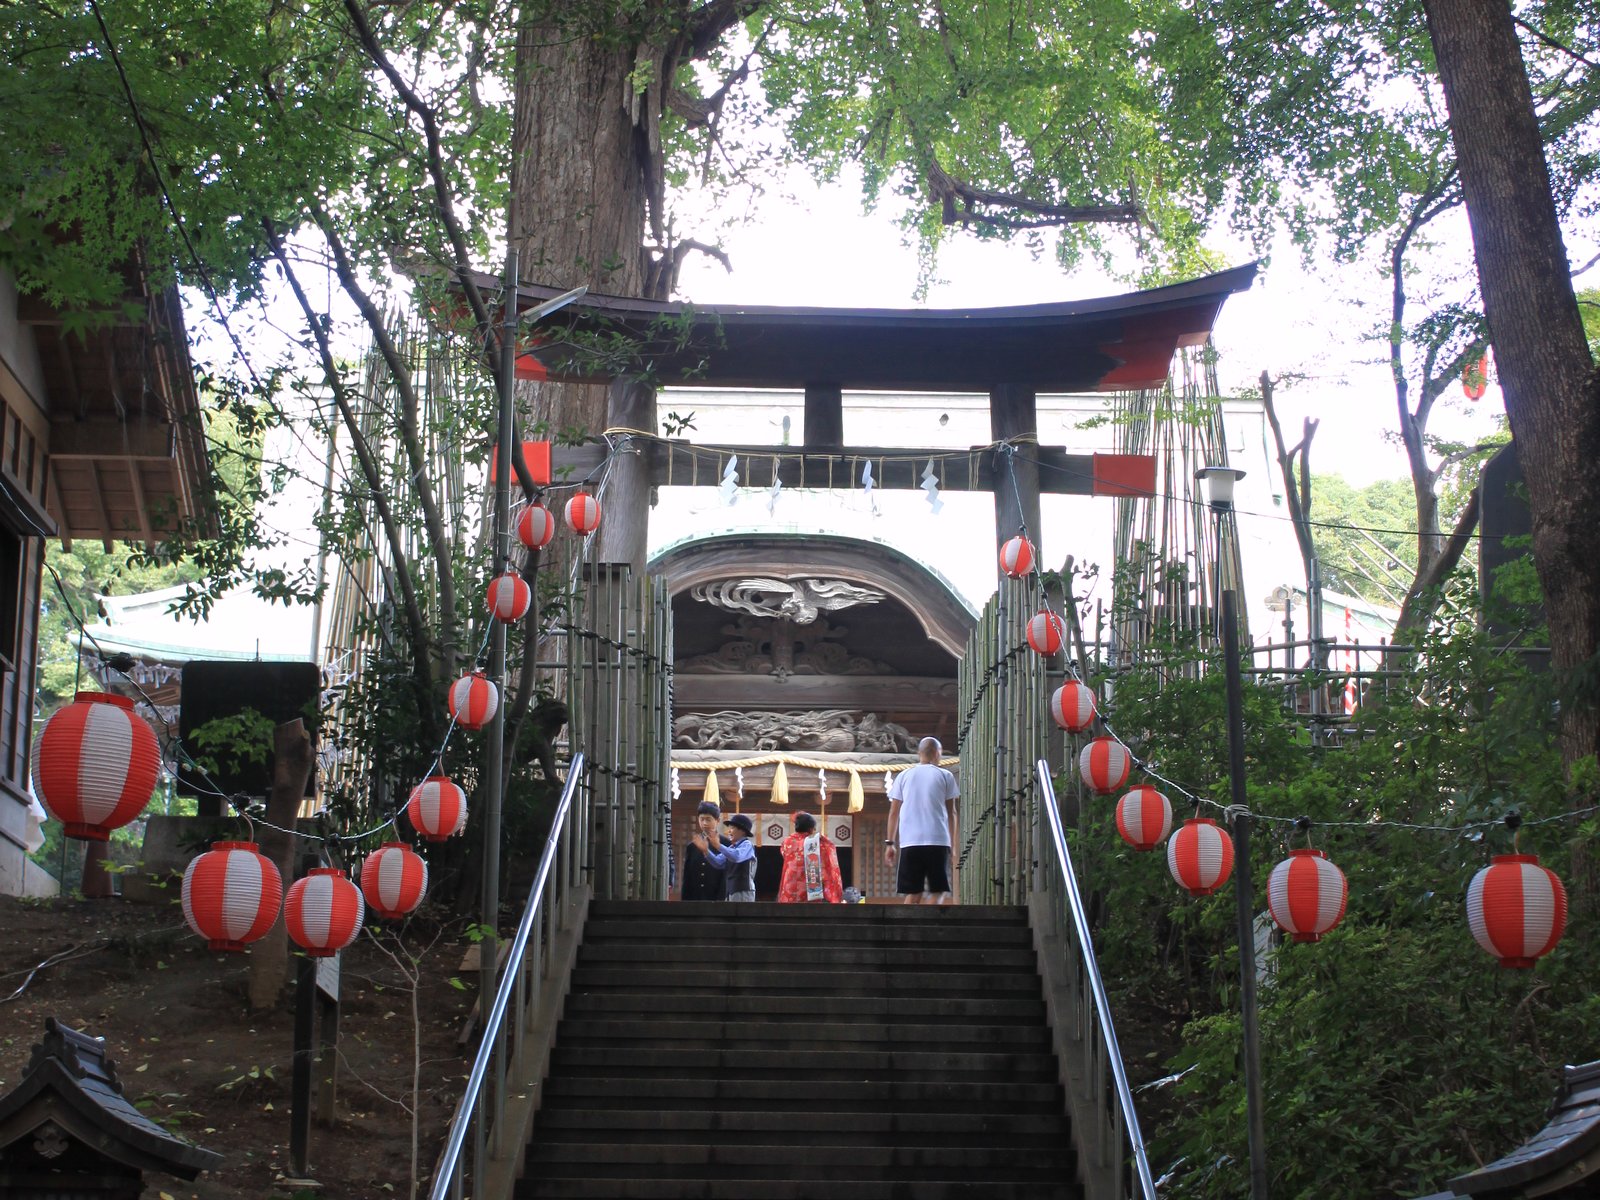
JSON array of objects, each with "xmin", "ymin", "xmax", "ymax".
[
  {"xmin": 1513, "ymin": 15, "xmax": 1600, "ymax": 72},
  {"xmin": 264, "ymin": 220, "xmax": 439, "ymax": 727},
  {"xmin": 1394, "ymin": 487, "xmax": 1481, "ymax": 640},
  {"xmin": 644, "ymin": 237, "xmax": 732, "ymax": 301},
  {"xmin": 926, "ymin": 156, "xmax": 1142, "ymax": 228},
  {"xmin": 1261, "ymin": 369, "xmax": 1321, "ymax": 593},
  {"xmin": 683, "ymin": 0, "xmax": 768, "ymax": 59},
  {"xmin": 309, "ymin": 204, "xmax": 460, "ymax": 675},
  {"xmin": 343, "ymin": 0, "xmax": 545, "ymax": 505}
]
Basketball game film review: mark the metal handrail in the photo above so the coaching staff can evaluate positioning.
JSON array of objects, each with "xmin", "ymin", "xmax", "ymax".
[
  {"xmin": 1036, "ymin": 759, "xmax": 1159, "ymax": 1200},
  {"xmin": 429, "ymin": 751, "xmax": 587, "ymax": 1200}
]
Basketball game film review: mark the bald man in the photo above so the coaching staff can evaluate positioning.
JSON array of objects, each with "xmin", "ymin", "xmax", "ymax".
[{"xmin": 883, "ymin": 737, "xmax": 960, "ymax": 904}]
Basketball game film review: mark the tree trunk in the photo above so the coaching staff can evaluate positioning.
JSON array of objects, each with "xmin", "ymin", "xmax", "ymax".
[
  {"xmin": 1422, "ymin": 1, "xmax": 1600, "ymax": 747},
  {"xmin": 1423, "ymin": 0, "xmax": 1600, "ymax": 903},
  {"xmin": 511, "ymin": 12, "xmax": 652, "ymax": 440},
  {"xmin": 249, "ymin": 719, "xmax": 317, "ymax": 1010}
]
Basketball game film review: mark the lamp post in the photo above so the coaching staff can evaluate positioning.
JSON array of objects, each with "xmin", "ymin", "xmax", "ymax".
[{"xmin": 1195, "ymin": 465, "xmax": 1270, "ymax": 1200}]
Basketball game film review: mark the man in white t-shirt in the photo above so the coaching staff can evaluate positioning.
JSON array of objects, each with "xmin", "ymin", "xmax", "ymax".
[{"xmin": 883, "ymin": 737, "xmax": 960, "ymax": 904}]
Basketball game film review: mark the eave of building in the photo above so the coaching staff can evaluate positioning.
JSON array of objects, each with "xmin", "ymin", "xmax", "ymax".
[
  {"xmin": 20, "ymin": 274, "xmax": 215, "ymax": 547},
  {"xmin": 451, "ymin": 262, "xmax": 1259, "ymax": 392}
]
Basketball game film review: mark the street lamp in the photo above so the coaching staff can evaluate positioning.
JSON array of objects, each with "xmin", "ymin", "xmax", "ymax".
[{"xmin": 1194, "ymin": 464, "xmax": 1270, "ymax": 1200}]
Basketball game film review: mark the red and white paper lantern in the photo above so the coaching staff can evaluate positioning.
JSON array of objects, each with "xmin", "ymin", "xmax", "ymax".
[
  {"xmin": 407, "ymin": 776, "xmax": 468, "ymax": 842},
  {"xmin": 361, "ymin": 842, "xmax": 429, "ymax": 919},
  {"xmin": 565, "ymin": 492, "xmax": 602, "ymax": 536},
  {"xmin": 1115, "ymin": 787, "xmax": 1172, "ymax": 852},
  {"xmin": 1267, "ymin": 848, "xmax": 1348, "ymax": 943},
  {"xmin": 285, "ymin": 867, "xmax": 365, "ymax": 957},
  {"xmin": 182, "ymin": 841, "xmax": 283, "ymax": 952},
  {"xmin": 1078, "ymin": 737, "xmax": 1132, "ymax": 795},
  {"xmin": 516, "ymin": 503, "xmax": 556, "ymax": 550},
  {"xmin": 448, "ymin": 672, "xmax": 499, "ymax": 731},
  {"xmin": 32, "ymin": 691, "xmax": 162, "ymax": 841},
  {"xmin": 1049, "ymin": 681, "xmax": 1097, "ymax": 733},
  {"xmin": 1167, "ymin": 818, "xmax": 1235, "ymax": 897},
  {"xmin": 999, "ymin": 535, "xmax": 1035, "ymax": 578},
  {"xmin": 1026, "ymin": 609, "xmax": 1066, "ymax": 656},
  {"xmin": 486, "ymin": 571, "xmax": 532, "ymax": 623},
  {"xmin": 1466, "ymin": 854, "xmax": 1567, "ymax": 968}
]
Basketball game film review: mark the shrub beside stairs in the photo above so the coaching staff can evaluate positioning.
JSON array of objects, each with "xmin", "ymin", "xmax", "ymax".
[{"xmin": 512, "ymin": 900, "xmax": 1087, "ymax": 1199}]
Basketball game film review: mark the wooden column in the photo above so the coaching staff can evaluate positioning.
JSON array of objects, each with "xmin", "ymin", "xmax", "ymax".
[
  {"xmin": 804, "ymin": 382, "xmax": 844, "ymax": 447},
  {"xmin": 594, "ymin": 376, "xmax": 655, "ymax": 573},
  {"xmin": 989, "ymin": 383, "xmax": 1041, "ymax": 559}
]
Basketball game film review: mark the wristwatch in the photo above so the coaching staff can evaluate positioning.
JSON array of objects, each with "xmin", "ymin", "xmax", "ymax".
[{"xmin": 883, "ymin": 839, "xmax": 896, "ymax": 845}]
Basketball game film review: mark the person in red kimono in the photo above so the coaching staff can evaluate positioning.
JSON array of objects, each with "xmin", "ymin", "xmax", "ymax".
[{"xmin": 778, "ymin": 811, "xmax": 843, "ymax": 904}]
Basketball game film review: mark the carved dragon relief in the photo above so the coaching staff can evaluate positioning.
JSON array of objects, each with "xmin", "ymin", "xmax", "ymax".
[
  {"xmin": 673, "ymin": 709, "xmax": 919, "ymax": 753},
  {"xmin": 676, "ymin": 614, "xmax": 896, "ymax": 680},
  {"xmin": 690, "ymin": 577, "xmax": 887, "ymax": 624}
]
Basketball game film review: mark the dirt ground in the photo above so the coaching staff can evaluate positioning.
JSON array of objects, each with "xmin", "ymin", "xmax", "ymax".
[{"xmin": 0, "ymin": 894, "xmax": 473, "ymax": 1200}]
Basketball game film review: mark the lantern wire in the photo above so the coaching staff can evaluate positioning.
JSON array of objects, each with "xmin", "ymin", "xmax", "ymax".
[{"xmin": 1004, "ymin": 554, "xmax": 1600, "ymax": 842}]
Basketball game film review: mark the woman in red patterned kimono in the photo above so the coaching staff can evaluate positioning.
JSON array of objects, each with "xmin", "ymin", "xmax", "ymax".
[{"xmin": 778, "ymin": 811, "xmax": 843, "ymax": 904}]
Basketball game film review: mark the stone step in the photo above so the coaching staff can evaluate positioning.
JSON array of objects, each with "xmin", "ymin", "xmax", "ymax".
[
  {"xmin": 521, "ymin": 1141, "xmax": 1075, "ymax": 1177},
  {"xmin": 546, "ymin": 1045, "xmax": 1059, "ymax": 1081},
  {"xmin": 589, "ymin": 900, "xmax": 1029, "ymax": 926},
  {"xmin": 516, "ymin": 1178, "xmax": 1078, "ymax": 1199},
  {"xmin": 533, "ymin": 1107, "xmax": 1066, "ymax": 1145},
  {"xmin": 566, "ymin": 967, "xmax": 1042, "ymax": 997},
  {"xmin": 560, "ymin": 991, "xmax": 1047, "ymax": 1024},
  {"xmin": 573, "ymin": 943, "xmax": 1039, "ymax": 971},
  {"xmin": 553, "ymin": 1018, "xmax": 1051, "ymax": 1051},
  {"xmin": 582, "ymin": 919, "xmax": 1035, "ymax": 947},
  {"xmin": 537, "ymin": 1075, "xmax": 1066, "ymax": 1114}
]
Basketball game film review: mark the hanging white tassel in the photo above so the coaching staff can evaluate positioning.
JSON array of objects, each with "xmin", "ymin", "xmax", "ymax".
[
  {"xmin": 767, "ymin": 475, "xmax": 783, "ymax": 516},
  {"xmin": 671, "ymin": 767, "xmax": 681, "ymax": 800},
  {"xmin": 720, "ymin": 454, "xmax": 740, "ymax": 506},
  {"xmin": 735, "ymin": 766, "xmax": 745, "ymax": 805},
  {"xmin": 861, "ymin": 459, "xmax": 877, "ymax": 514},
  {"xmin": 921, "ymin": 458, "xmax": 943, "ymax": 514}
]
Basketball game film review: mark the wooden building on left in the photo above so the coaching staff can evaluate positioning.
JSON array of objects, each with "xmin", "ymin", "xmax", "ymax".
[{"xmin": 0, "ymin": 265, "xmax": 212, "ymax": 895}]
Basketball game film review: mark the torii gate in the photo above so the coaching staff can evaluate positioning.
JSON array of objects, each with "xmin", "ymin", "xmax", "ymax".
[
  {"xmin": 472, "ymin": 263, "xmax": 1259, "ymax": 573},
  {"xmin": 456, "ymin": 263, "xmax": 1258, "ymax": 902}
]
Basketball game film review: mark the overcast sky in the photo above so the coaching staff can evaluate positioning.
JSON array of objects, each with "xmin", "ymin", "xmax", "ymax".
[{"xmin": 673, "ymin": 169, "xmax": 1508, "ymax": 489}]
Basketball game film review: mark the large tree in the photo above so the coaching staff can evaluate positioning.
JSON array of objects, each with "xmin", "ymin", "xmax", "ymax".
[
  {"xmin": 503, "ymin": 0, "xmax": 1225, "ymax": 431},
  {"xmin": 1419, "ymin": 0, "xmax": 1600, "ymax": 788},
  {"xmin": 1152, "ymin": 1, "xmax": 1597, "ymax": 645}
]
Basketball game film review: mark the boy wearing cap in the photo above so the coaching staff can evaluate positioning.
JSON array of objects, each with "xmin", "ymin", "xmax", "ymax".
[
  {"xmin": 694, "ymin": 812, "xmax": 758, "ymax": 902},
  {"xmin": 680, "ymin": 800, "xmax": 729, "ymax": 902}
]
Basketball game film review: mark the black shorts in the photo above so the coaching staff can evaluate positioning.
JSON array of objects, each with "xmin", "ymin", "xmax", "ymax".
[{"xmin": 896, "ymin": 845, "xmax": 952, "ymax": 894}]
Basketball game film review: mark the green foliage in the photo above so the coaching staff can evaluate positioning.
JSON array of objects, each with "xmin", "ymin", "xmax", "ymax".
[
  {"xmin": 185, "ymin": 707, "xmax": 278, "ymax": 785},
  {"xmin": 1082, "ymin": 583, "xmax": 1596, "ymax": 1198},
  {"xmin": 756, "ymin": 0, "xmax": 1212, "ymax": 284},
  {"xmin": 1309, "ymin": 474, "xmax": 1420, "ymax": 605}
]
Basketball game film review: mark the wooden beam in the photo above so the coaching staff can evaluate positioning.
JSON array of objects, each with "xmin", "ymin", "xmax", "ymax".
[
  {"xmin": 126, "ymin": 460, "xmax": 154, "ymax": 547},
  {"xmin": 53, "ymin": 339, "xmax": 88, "ymax": 421},
  {"xmin": 803, "ymin": 383, "xmax": 843, "ymax": 447},
  {"xmin": 49, "ymin": 419, "xmax": 175, "ymax": 460},
  {"xmin": 45, "ymin": 460, "xmax": 70, "ymax": 550},
  {"xmin": 88, "ymin": 461, "xmax": 115, "ymax": 553},
  {"xmin": 673, "ymin": 674, "xmax": 959, "ymax": 712},
  {"xmin": 551, "ymin": 441, "xmax": 1147, "ymax": 496}
]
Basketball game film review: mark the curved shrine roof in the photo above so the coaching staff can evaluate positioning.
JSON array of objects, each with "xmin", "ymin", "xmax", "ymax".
[{"xmin": 458, "ymin": 262, "xmax": 1258, "ymax": 393}]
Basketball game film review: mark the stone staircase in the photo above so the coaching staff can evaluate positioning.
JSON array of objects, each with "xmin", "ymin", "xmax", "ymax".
[{"xmin": 514, "ymin": 900, "xmax": 1085, "ymax": 1199}]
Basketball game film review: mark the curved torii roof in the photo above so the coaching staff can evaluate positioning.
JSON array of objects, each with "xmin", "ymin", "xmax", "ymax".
[{"xmin": 465, "ymin": 262, "xmax": 1259, "ymax": 393}]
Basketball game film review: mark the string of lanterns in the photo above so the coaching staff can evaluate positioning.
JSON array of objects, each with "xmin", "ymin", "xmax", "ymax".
[
  {"xmin": 31, "ymin": 474, "xmax": 609, "ymax": 958},
  {"xmin": 996, "ymin": 530, "xmax": 1575, "ymax": 969}
]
